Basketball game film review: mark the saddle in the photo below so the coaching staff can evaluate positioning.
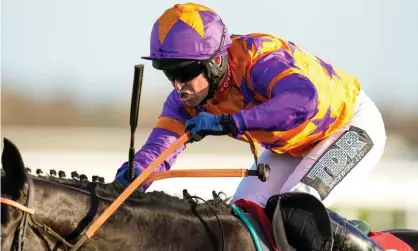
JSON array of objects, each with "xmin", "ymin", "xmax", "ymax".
[
  {"xmin": 233, "ymin": 192, "xmax": 414, "ymax": 251},
  {"xmin": 265, "ymin": 192, "xmax": 334, "ymax": 251},
  {"xmin": 232, "ymin": 192, "xmax": 333, "ymax": 251}
]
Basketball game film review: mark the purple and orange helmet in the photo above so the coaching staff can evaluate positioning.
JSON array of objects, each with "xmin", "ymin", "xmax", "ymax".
[{"xmin": 141, "ymin": 3, "xmax": 232, "ymax": 62}]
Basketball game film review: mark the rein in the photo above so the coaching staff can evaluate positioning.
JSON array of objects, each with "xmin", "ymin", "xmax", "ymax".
[
  {"xmin": 1, "ymin": 179, "xmax": 76, "ymax": 251},
  {"xmin": 0, "ymin": 198, "xmax": 34, "ymax": 216},
  {"xmin": 71, "ymin": 132, "xmax": 260, "ymax": 250},
  {"xmin": 1, "ymin": 132, "xmax": 265, "ymax": 250}
]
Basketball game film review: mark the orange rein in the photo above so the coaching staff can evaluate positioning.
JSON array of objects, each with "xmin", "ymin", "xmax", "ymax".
[
  {"xmin": 0, "ymin": 197, "xmax": 35, "ymax": 215},
  {"xmin": 81, "ymin": 133, "xmax": 192, "ymax": 240},
  {"xmin": 144, "ymin": 168, "xmax": 252, "ymax": 183},
  {"xmin": 82, "ymin": 131, "xmax": 258, "ymax": 240}
]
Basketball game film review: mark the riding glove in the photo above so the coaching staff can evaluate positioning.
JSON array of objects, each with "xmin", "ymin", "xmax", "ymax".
[
  {"xmin": 114, "ymin": 165, "xmax": 144, "ymax": 192},
  {"xmin": 185, "ymin": 112, "xmax": 241, "ymax": 142}
]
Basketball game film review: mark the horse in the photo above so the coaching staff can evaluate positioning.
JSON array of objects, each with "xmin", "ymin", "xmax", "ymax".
[
  {"xmin": 1, "ymin": 138, "xmax": 258, "ymax": 251},
  {"xmin": 2, "ymin": 137, "xmax": 418, "ymax": 251}
]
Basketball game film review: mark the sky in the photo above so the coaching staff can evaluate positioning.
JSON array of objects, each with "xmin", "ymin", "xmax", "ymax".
[{"xmin": 2, "ymin": 0, "xmax": 418, "ymax": 110}]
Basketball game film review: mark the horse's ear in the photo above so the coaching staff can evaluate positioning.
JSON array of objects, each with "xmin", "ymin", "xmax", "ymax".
[{"xmin": 1, "ymin": 138, "xmax": 28, "ymax": 197}]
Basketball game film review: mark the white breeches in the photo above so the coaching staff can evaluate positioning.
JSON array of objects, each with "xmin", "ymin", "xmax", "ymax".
[{"xmin": 231, "ymin": 90, "xmax": 387, "ymax": 208}]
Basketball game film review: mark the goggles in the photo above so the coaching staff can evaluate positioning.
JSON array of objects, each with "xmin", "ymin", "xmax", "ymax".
[{"xmin": 162, "ymin": 62, "xmax": 206, "ymax": 83}]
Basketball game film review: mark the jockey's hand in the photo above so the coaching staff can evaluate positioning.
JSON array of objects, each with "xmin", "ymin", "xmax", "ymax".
[
  {"xmin": 113, "ymin": 165, "xmax": 144, "ymax": 192},
  {"xmin": 185, "ymin": 112, "xmax": 238, "ymax": 142}
]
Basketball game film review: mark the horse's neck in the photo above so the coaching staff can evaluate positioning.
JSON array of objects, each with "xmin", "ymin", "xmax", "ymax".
[
  {"xmin": 33, "ymin": 181, "xmax": 98, "ymax": 235},
  {"xmin": 31, "ymin": 180, "xmax": 255, "ymax": 250}
]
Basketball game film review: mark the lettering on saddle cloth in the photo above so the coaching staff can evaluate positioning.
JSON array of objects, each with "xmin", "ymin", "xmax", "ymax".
[{"xmin": 301, "ymin": 126, "xmax": 374, "ymax": 200}]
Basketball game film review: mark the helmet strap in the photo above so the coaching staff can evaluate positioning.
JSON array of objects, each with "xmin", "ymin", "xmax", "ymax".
[{"xmin": 199, "ymin": 54, "xmax": 229, "ymax": 105}]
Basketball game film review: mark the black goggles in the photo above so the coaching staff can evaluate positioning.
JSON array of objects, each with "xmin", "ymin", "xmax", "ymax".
[{"xmin": 163, "ymin": 62, "xmax": 206, "ymax": 83}]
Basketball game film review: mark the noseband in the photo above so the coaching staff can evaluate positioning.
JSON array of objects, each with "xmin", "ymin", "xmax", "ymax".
[{"xmin": 1, "ymin": 178, "xmax": 76, "ymax": 251}]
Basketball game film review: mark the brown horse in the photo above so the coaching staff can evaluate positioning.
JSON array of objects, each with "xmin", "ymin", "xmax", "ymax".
[{"xmin": 1, "ymin": 138, "xmax": 417, "ymax": 251}]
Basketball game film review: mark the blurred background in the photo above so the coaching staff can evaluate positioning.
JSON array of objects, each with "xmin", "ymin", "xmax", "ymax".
[{"xmin": 2, "ymin": 0, "xmax": 418, "ymax": 231}]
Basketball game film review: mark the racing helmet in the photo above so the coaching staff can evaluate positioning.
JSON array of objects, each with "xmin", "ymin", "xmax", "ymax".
[{"xmin": 141, "ymin": 3, "xmax": 232, "ymax": 100}]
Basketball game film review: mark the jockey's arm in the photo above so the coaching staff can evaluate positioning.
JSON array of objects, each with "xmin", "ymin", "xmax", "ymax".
[
  {"xmin": 233, "ymin": 57, "xmax": 319, "ymax": 133},
  {"xmin": 116, "ymin": 90, "xmax": 190, "ymax": 190}
]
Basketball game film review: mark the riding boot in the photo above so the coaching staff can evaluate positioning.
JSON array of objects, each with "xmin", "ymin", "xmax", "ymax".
[{"xmin": 327, "ymin": 209, "xmax": 383, "ymax": 251}]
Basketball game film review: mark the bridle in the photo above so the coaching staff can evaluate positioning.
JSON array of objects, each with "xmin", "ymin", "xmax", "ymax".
[
  {"xmin": 1, "ymin": 178, "xmax": 34, "ymax": 251},
  {"xmin": 1, "ymin": 178, "xmax": 77, "ymax": 251}
]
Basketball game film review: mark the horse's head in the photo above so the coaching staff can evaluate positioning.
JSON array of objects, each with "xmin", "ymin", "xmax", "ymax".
[
  {"xmin": 1, "ymin": 138, "xmax": 31, "ymax": 250},
  {"xmin": 1, "ymin": 138, "xmax": 105, "ymax": 250}
]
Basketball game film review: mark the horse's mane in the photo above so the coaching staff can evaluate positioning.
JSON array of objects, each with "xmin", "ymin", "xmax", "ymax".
[{"xmin": 23, "ymin": 168, "xmax": 232, "ymax": 214}]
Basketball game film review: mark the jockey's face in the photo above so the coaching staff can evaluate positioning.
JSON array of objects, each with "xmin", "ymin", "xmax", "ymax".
[{"xmin": 172, "ymin": 73, "xmax": 209, "ymax": 107}]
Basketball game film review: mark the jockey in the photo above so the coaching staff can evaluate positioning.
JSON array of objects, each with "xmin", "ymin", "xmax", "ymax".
[{"xmin": 115, "ymin": 3, "xmax": 386, "ymax": 249}]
